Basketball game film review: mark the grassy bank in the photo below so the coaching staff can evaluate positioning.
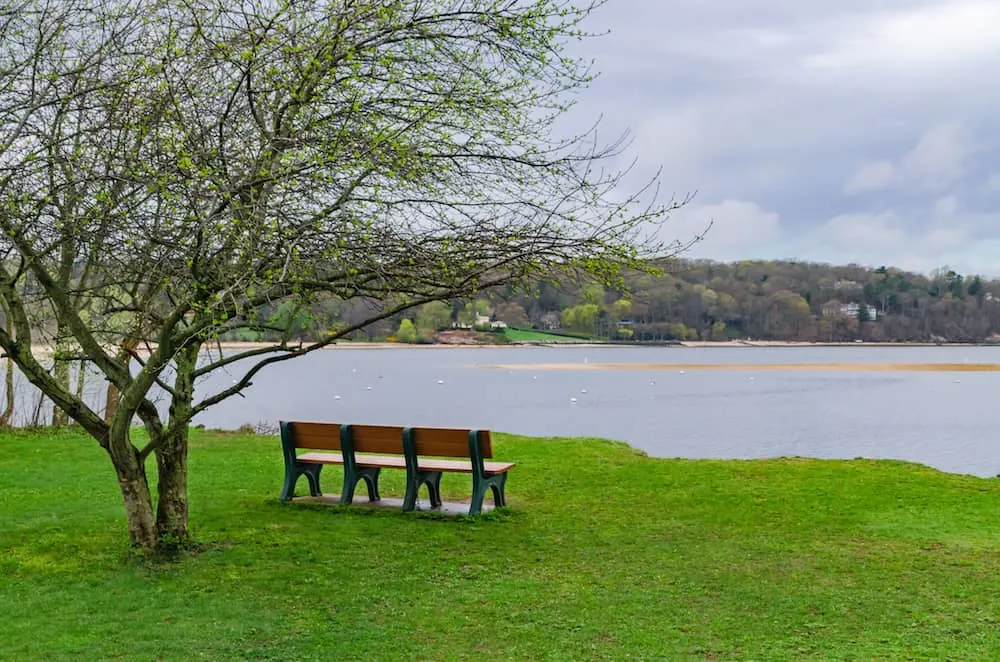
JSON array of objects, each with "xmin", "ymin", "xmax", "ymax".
[
  {"xmin": 3, "ymin": 429, "xmax": 1000, "ymax": 660},
  {"xmin": 503, "ymin": 327, "xmax": 593, "ymax": 343}
]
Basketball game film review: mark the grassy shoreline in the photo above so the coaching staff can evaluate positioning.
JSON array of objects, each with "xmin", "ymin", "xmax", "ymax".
[{"xmin": 4, "ymin": 428, "xmax": 1000, "ymax": 659}]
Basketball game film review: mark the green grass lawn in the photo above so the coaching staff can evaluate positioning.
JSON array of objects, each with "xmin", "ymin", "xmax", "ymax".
[
  {"xmin": 504, "ymin": 327, "xmax": 591, "ymax": 342},
  {"xmin": 4, "ymin": 428, "xmax": 1000, "ymax": 660}
]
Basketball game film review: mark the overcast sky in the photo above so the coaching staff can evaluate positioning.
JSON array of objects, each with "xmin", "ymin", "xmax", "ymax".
[{"xmin": 568, "ymin": 0, "xmax": 1000, "ymax": 276}]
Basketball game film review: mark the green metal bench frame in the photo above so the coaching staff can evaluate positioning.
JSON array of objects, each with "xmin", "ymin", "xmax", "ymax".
[
  {"xmin": 279, "ymin": 421, "xmax": 512, "ymax": 515},
  {"xmin": 279, "ymin": 422, "xmax": 382, "ymax": 504}
]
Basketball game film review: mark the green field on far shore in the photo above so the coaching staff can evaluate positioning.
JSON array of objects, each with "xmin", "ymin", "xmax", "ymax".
[
  {"xmin": 3, "ymin": 428, "xmax": 1000, "ymax": 660},
  {"xmin": 503, "ymin": 327, "xmax": 590, "ymax": 343}
]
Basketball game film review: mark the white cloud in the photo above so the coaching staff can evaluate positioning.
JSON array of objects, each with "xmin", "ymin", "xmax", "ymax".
[
  {"xmin": 567, "ymin": 1, "xmax": 1000, "ymax": 274},
  {"xmin": 665, "ymin": 200, "xmax": 782, "ymax": 261},
  {"xmin": 812, "ymin": 211, "xmax": 907, "ymax": 253},
  {"xmin": 843, "ymin": 123, "xmax": 970, "ymax": 194},
  {"xmin": 844, "ymin": 161, "xmax": 896, "ymax": 194},
  {"xmin": 800, "ymin": 200, "xmax": 1000, "ymax": 275},
  {"xmin": 900, "ymin": 123, "xmax": 969, "ymax": 187},
  {"xmin": 806, "ymin": 1, "xmax": 1000, "ymax": 72},
  {"xmin": 933, "ymin": 195, "xmax": 959, "ymax": 217}
]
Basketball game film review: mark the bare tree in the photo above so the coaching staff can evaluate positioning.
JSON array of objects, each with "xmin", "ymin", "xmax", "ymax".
[{"xmin": 0, "ymin": 0, "xmax": 687, "ymax": 553}]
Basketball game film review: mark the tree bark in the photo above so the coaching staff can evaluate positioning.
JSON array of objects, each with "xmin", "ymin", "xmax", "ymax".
[
  {"xmin": 0, "ymin": 298, "xmax": 15, "ymax": 427},
  {"xmin": 0, "ymin": 355, "xmax": 14, "ymax": 427},
  {"xmin": 155, "ymin": 342, "xmax": 200, "ymax": 544},
  {"xmin": 51, "ymin": 321, "xmax": 71, "ymax": 426},
  {"xmin": 75, "ymin": 359, "xmax": 87, "ymax": 400},
  {"xmin": 155, "ymin": 426, "xmax": 189, "ymax": 543},
  {"xmin": 105, "ymin": 338, "xmax": 138, "ymax": 423},
  {"xmin": 108, "ymin": 432, "xmax": 158, "ymax": 552}
]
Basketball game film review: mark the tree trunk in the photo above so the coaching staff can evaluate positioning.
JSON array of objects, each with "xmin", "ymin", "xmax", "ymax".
[
  {"xmin": 105, "ymin": 339, "xmax": 137, "ymax": 423},
  {"xmin": 155, "ymin": 426, "xmax": 189, "ymax": 543},
  {"xmin": 0, "ymin": 355, "xmax": 14, "ymax": 426},
  {"xmin": 104, "ymin": 381, "xmax": 119, "ymax": 423},
  {"xmin": 0, "ymin": 298, "xmax": 15, "ymax": 427},
  {"xmin": 108, "ymin": 432, "xmax": 158, "ymax": 552},
  {"xmin": 75, "ymin": 359, "xmax": 87, "ymax": 400},
  {"xmin": 51, "ymin": 321, "xmax": 71, "ymax": 426},
  {"xmin": 155, "ymin": 342, "xmax": 200, "ymax": 545}
]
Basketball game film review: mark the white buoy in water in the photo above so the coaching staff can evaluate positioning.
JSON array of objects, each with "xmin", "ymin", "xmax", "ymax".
[
  {"xmin": 365, "ymin": 386, "xmax": 373, "ymax": 391},
  {"xmin": 334, "ymin": 395, "xmax": 341, "ymax": 400},
  {"xmin": 581, "ymin": 389, "xmax": 587, "ymax": 394},
  {"xmin": 437, "ymin": 379, "xmax": 445, "ymax": 384},
  {"xmin": 570, "ymin": 397, "xmax": 577, "ymax": 403},
  {"xmin": 679, "ymin": 370, "xmax": 686, "ymax": 375}
]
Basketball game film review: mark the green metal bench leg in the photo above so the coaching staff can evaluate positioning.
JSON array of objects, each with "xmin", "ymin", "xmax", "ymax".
[
  {"xmin": 342, "ymin": 466, "xmax": 381, "ymax": 505},
  {"xmin": 303, "ymin": 464, "xmax": 323, "ymax": 497},
  {"xmin": 359, "ymin": 467, "xmax": 382, "ymax": 501},
  {"xmin": 341, "ymin": 468, "xmax": 358, "ymax": 505},
  {"xmin": 402, "ymin": 477, "xmax": 418, "ymax": 512},
  {"xmin": 469, "ymin": 479, "xmax": 488, "ymax": 516},
  {"xmin": 403, "ymin": 470, "xmax": 442, "ymax": 511},
  {"xmin": 490, "ymin": 473, "xmax": 507, "ymax": 508},
  {"xmin": 279, "ymin": 467, "xmax": 299, "ymax": 501},
  {"xmin": 470, "ymin": 473, "xmax": 507, "ymax": 515},
  {"xmin": 425, "ymin": 472, "xmax": 442, "ymax": 509},
  {"xmin": 280, "ymin": 463, "xmax": 323, "ymax": 501}
]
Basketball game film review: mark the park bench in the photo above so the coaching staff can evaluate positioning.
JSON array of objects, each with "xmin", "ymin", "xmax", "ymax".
[{"xmin": 278, "ymin": 421, "xmax": 514, "ymax": 515}]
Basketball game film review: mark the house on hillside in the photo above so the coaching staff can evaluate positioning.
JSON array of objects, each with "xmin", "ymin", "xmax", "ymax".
[{"xmin": 822, "ymin": 300, "xmax": 878, "ymax": 320}]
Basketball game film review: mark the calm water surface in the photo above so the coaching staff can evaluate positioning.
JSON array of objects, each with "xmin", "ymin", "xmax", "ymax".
[{"xmin": 189, "ymin": 346, "xmax": 1000, "ymax": 477}]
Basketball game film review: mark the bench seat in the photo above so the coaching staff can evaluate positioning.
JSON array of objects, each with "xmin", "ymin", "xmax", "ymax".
[{"xmin": 297, "ymin": 452, "xmax": 515, "ymax": 475}]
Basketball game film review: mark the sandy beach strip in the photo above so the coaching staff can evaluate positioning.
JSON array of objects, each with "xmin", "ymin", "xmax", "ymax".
[{"xmin": 484, "ymin": 362, "xmax": 1000, "ymax": 372}]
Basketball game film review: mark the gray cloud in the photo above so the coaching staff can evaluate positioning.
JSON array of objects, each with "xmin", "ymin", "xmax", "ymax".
[{"xmin": 567, "ymin": 0, "xmax": 1000, "ymax": 275}]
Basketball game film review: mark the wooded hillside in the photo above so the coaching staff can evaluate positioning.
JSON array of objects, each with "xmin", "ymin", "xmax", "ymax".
[{"xmin": 231, "ymin": 260, "xmax": 1000, "ymax": 344}]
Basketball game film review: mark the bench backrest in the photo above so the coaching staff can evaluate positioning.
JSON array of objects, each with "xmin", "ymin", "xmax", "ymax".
[
  {"xmin": 283, "ymin": 421, "xmax": 405, "ymax": 454},
  {"xmin": 408, "ymin": 427, "xmax": 493, "ymax": 459},
  {"xmin": 281, "ymin": 421, "xmax": 492, "ymax": 458}
]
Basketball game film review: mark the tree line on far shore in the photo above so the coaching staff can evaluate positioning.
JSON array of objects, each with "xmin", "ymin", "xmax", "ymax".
[{"xmin": 221, "ymin": 259, "xmax": 1000, "ymax": 344}]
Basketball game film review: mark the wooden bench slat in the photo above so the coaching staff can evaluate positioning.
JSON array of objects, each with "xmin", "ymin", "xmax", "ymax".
[
  {"xmin": 409, "ymin": 426, "xmax": 493, "ymax": 459},
  {"xmin": 287, "ymin": 422, "xmax": 407, "ymax": 455},
  {"xmin": 418, "ymin": 459, "xmax": 515, "ymax": 474},
  {"xmin": 297, "ymin": 451, "xmax": 407, "ymax": 468},
  {"xmin": 296, "ymin": 452, "xmax": 514, "ymax": 475},
  {"xmin": 288, "ymin": 421, "xmax": 343, "ymax": 451},
  {"xmin": 348, "ymin": 424, "xmax": 406, "ymax": 454}
]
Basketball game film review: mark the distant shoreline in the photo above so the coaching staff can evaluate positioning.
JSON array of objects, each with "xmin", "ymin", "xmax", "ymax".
[
  {"xmin": 20, "ymin": 339, "xmax": 998, "ymax": 358},
  {"xmin": 196, "ymin": 339, "xmax": 1000, "ymax": 350}
]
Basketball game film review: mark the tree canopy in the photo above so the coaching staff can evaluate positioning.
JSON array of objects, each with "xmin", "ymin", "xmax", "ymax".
[{"xmin": 0, "ymin": 0, "xmax": 681, "ymax": 551}]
